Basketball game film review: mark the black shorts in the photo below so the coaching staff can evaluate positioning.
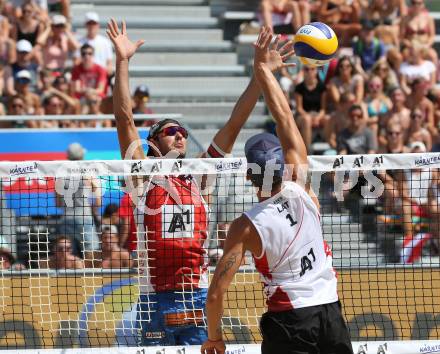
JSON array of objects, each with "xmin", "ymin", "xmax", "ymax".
[{"xmin": 260, "ymin": 301, "xmax": 354, "ymax": 354}]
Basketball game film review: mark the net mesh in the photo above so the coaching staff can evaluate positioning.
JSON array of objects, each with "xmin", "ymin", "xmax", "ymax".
[{"xmin": 0, "ymin": 155, "xmax": 439, "ymax": 350}]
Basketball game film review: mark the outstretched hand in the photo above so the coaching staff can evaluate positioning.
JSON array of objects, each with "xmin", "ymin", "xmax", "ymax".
[
  {"xmin": 253, "ymin": 26, "xmax": 296, "ymax": 72},
  {"xmin": 106, "ymin": 19, "xmax": 144, "ymax": 61}
]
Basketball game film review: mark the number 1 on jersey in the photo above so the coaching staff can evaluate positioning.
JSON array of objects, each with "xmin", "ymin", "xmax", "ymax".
[{"xmin": 286, "ymin": 213, "xmax": 298, "ymax": 227}]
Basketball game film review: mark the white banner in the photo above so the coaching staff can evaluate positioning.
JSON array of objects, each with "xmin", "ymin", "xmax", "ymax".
[{"xmin": 1, "ymin": 152, "xmax": 440, "ymax": 178}]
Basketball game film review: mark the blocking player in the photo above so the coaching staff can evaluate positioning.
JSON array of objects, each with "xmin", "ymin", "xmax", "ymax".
[
  {"xmin": 202, "ymin": 27, "xmax": 354, "ymax": 354},
  {"xmin": 106, "ymin": 19, "xmax": 295, "ymax": 346}
]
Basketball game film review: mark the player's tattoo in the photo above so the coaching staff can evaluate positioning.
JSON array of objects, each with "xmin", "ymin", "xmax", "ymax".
[{"xmin": 218, "ymin": 252, "xmax": 240, "ymax": 278}]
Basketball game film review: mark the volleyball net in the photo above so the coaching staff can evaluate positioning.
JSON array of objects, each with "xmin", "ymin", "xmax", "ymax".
[{"xmin": 0, "ymin": 154, "xmax": 439, "ymax": 354}]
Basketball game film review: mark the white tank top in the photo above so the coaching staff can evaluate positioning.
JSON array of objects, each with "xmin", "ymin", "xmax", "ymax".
[{"xmin": 244, "ymin": 181, "xmax": 338, "ymax": 312}]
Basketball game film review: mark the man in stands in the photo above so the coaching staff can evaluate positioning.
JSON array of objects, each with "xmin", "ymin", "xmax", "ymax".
[
  {"xmin": 71, "ymin": 43, "xmax": 107, "ymax": 100},
  {"xmin": 132, "ymin": 85, "xmax": 158, "ymax": 127},
  {"xmin": 106, "ymin": 18, "xmax": 294, "ymax": 346},
  {"xmin": 75, "ymin": 12, "xmax": 113, "ymax": 74}
]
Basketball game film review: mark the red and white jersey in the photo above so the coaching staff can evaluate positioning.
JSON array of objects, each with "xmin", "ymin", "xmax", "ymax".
[
  {"xmin": 136, "ymin": 142, "xmax": 226, "ymax": 293},
  {"xmin": 244, "ymin": 181, "xmax": 338, "ymax": 312}
]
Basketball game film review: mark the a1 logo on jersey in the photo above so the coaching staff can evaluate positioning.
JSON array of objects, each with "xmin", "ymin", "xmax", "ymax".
[{"xmin": 162, "ymin": 204, "xmax": 195, "ymax": 238}]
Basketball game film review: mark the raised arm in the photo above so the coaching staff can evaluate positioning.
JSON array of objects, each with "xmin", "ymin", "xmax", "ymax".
[
  {"xmin": 106, "ymin": 19, "xmax": 145, "ymax": 160},
  {"xmin": 253, "ymin": 27, "xmax": 308, "ymax": 177},
  {"xmin": 209, "ymin": 39, "xmax": 296, "ymax": 157}
]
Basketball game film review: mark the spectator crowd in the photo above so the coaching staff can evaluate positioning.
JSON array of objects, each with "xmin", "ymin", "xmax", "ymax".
[{"xmin": 0, "ymin": 0, "xmax": 156, "ymax": 128}]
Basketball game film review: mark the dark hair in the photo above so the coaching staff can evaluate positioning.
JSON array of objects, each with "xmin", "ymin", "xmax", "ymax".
[
  {"xmin": 103, "ymin": 203, "xmax": 119, "ymax": 218},
  {"xmin": 80, "ymin": 43, "xmax": 94, "ymax": 54},
  {"xmin": 348, "ymin": 104, "xmax": 363, "ymax": 114},
  {"xmin": 335, "ymin": 56, "xmax": 355, "ymax": 76},
  {"xmin": 247, "ymin": 168, "xmax": 283, "ymax": 189}
]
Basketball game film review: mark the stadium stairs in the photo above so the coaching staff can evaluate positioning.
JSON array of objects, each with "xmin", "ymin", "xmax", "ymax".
[{"xmin": 71, "ymin": 0, "xmax": 267, "ymax": 156}]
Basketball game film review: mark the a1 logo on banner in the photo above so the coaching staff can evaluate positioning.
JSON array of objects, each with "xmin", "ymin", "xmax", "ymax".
[{"xmin": 357, "ymin": 343, "xmax": 368, "ymax": 354}]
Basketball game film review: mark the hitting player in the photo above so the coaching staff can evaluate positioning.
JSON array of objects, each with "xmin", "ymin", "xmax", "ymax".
[
  {"xmin": 202, "ymin": 27, "xmax": 354, "ymax": 354},
  {"xmin": 106, "ymin": 19, "xmax": 295, "ymax": 346}
]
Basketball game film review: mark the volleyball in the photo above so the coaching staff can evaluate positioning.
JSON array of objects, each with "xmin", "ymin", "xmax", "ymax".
[{"xmin": 293, "ymin": 22, "xmax": 338, "ymax": 67}]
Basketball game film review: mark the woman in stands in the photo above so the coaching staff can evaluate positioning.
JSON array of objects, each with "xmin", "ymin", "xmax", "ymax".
[
  {"xmin": 260, "ymin": 0, "xmax": 309, "ymax": 32},
  {"xmin": 363, "ymin": 74, "xmax": 391, "ymax": 135},
  {"xmin": 10, "ymin": 2, "xmax": 44, "ymax": 47},
  {"xmin": 36, "ymin": 14, "xmax": 79, "ymax": 71},
  {"xmin": 328, "ymin": 56, "xmax": 364, "ymax": 106},
  {"xmin": 294, "ymin": 65, "xmax": 328, "ymax": 152},
  {"xmin": 400, "ymin": 0, "xmax": 437, "ymax": 65}
]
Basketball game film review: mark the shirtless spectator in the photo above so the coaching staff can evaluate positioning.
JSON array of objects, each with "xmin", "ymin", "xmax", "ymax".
[
  {"xmin": 0, "ymin": 34, "xmax": 16, "ymax": 65},
  {"xmin": 6, "ymin": 94, "xmax": 37, "ymax": 128},
  {"xmin": 40, "ymin": 237, "xmax": 85, "ymax": 269},
  {"xmin": 52, "ymin": 74, "xmax": 80, "ymax": 114},
  {"xmin": 100, "ymin": 225, "xmax": 132, "ymax": 269},
  {"xmin": 71, "ymin": 43, "xmax": 107, "ymax": 100},
  {"xmin": 260, "ymin": 0, "xmax": 309, "ymax": 32},
  {"xmin": 14, "ymin": 70, "xmax": 42, "ymax": 115},
  {"xmin": 75, "ymin": 12, "xmax": 113, "ymax": 74}
]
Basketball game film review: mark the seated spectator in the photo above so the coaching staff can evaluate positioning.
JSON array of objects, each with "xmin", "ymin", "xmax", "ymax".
[
  {"xmin": 52, "ymin": 73, "xmax": 80, "ymax": 114},
  {"xmin": 380, "ymin": 121, "xmax": 410, "ymax": 154},
  {"xmin": 260, "ymin": 0, "xmax": 307, "ymax": 32},
  {"xmin": 399, "ymin": 42, "xmax": 436, "ymax": 91},
  {"xmin": 360, "ymin": 0, "xmax": 407, "ymax": 47},
  {"xmin": 294, "ymin": 65, "xmax": 328, "ymax": 152},
  {"xmin": 14, "ymin": 70, "xmax": 42, "ymax": 114},
  {"xmin": 0, "ymin": 36, "xmax": 16, "ymax": 65},
  {"xmin": 100, "ymin": 225, "xmax": 132, "ymax": 269},
  {"xmin": 0, "ymin": 247, "xmax": 25, "ymax": 270},
  {"xmin": 40, "ymin": 237, "xmax": 84, "ymax": 269},
  {"xmin": 379, "ymin": 87, "xmax": 411, "ymax": 148},
  {"xmin": 400, "ymin": 0, "xmax": 437, "ymax": 65},
  {"xmin": 337, "ymin": 104, "xmax": 377, "ymax": 155},
  {"xmin": 41, "ymin": 93, "xmax": 65, "ymax": 128},
  {"xmin": 47, "ymin": 0, "xmax": 70, "ymax": 20},
  {"xmin": 37, "ymin": 14, "xmax": 79, "ymax": 71},
  {"xmin": 352, "ymin": 19, "xmax": 385, "ymax": 73},
  {"xmin": 371, "ymin": 59, "xmax": 399, "ymax": 93},
  {"xmin": 75, "ymin": 12, "xmax": 113, "ymax": 74},
  {"xmin": 405, "ymin": 108, "xmax": 432, "ymax": 152},
  {"xmin": 11, "ymin": 2, "xmax": 44, "ymax": 47},
  {"xmin": 364, "ymin": 74, "xmax": 392, "ymax": 135},
  {"xmin": 318, "ymin": 0, "xmax": 362, "ymax": 47},
  {"xmin": 81, "ymin": 91, "xmax": 111, "ymax": 128},
  {"xmin": 8, "ymin": 39, "xmax": 40, "ymax": 89},
  {"xmin": 326, "ymin": 92, "xmax": 356, "ymax": 149},
  {"xmin": 6, "ymin": 94, "xmax": 37, "ymax": 128},
  {"xmin": 55, "ymin": 143, "xmax": 101, "ymax": 256},
  {"xmin": 71, "ymin": 43, "xmax": 107, "ymax": 100},
  {"xmin": 132, "ymin": 85, "xmax": 158, "ymax": 127},
  {"xmin": 405, "ymin": 78, "xmax": 436, "ymax": 137},
  {"xmin": 328, "ymin": 56, "xmax": 364, "ymax": 106}
]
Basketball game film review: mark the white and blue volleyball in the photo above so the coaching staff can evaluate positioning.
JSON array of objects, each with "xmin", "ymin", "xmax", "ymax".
[{"xmin": 293, "ymin": 22, "xmax": 338, "ymax": 67}]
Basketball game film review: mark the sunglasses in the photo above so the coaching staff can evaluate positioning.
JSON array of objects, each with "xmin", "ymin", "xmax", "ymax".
[
  {"xmin": 387, "ymin": 131, "xmax": 401, "ymax": 136},
  {"xmin": 81, "ymin": 51, "xmax": 93, "ymax": 57},
  {"xmin": 12, "ymin": 103, "xmax": 24, "ymax": 108},
  {"xmin": 411, "ymin": 113, "xmax": 423, "ymax": 119},
  {"xmin": 369, "ymin": 83, "xmax": 381, "ymax": 89},
  {"xmin": 304, "ymin": 67, "xmax": 316, "ymax": 72},
  {"xmin": 158, "ymin": 126, "xmax": 188, "ymax": 139}
]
